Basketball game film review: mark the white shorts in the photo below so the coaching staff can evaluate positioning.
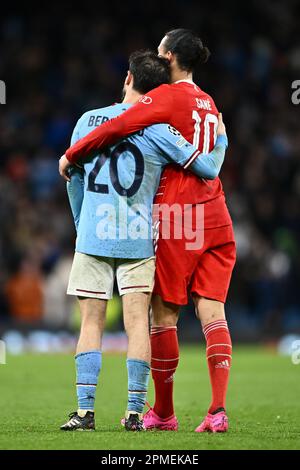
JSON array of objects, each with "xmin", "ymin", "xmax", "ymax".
[{"xmin": 67, "ymin": 252, "xmax": 155, "ymax": 300}]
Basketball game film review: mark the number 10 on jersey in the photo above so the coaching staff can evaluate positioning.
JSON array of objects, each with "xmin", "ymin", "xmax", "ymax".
[{"xmin": 192, "ymin": 111, "xmax": 218, "ymax": 154}]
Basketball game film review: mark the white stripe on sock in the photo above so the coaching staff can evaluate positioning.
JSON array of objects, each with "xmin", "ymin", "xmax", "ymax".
[
  {"xmin": 207, "ymin": 353, "xmax": 232, "ymax": 360},
  {"xmin": 203, "ymin": 321, "xmax": 228, "ymax": 332},
  {"xmin": 151, "ymin": 357, "xmax": 179, "ymax": 362},
  {"xmin": 204, "ymin": 324, "xmax": 228, "ymax": 335},
  {"xmin": 206, "ymin": 343, "xmax": 232, "ymax": 351},
  {"xmin": 204, "ymin": 324, "xmax": 229, "ymax": 336},
  {"xmin": 76, "ymin": 384, "xmax": 97, "ymax": 387}
]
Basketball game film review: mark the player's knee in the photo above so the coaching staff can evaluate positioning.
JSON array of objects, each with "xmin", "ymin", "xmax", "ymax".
[
  {"xmin": 193, "ymin": 296, "xmax": 225, "ymax": 327},
  {"xmin": 152, "ymin": 313, "xmax": 179, "ymax": 327},
  {"xmin": 152, "ymin": 313, "xmax": 178, "ymax": 327},
  {"xmin": 151, "ymin": 298, "xmax": 179, "ymax": 327},
  {"xmin": 123, "ymin": 293, "xmax": 149, "ymax": 326},
  {"xmin": 124, "ymin": 308, "xmax": 149, "ymax": 337}
]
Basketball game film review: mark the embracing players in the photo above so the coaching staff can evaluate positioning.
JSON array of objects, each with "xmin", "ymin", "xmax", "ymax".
[
  {"xmin": 60, "ymin": 29, "xmax": 236, "ymax": 433},
  {"xmin": 60, "ymin": 50, "xmax": 228, "ymax": 431}
]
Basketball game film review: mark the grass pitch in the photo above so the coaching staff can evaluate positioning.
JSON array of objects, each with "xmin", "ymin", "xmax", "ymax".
[{"xmin": 0, "ymin": 346, "xmax": 299, "ymax": 450}]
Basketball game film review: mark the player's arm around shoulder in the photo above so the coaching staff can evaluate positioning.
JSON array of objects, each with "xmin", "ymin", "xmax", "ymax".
[
  {"xmin": 61, "ymin": 84, "xmax": 174, "ymax": 173},
  {"xmin": 147, "ymin": 114, "xmax": 228, "ymax": 180},
  {"xmin": 184, "ymin": 113, "xmax": 228, "ymax": 179},
  {"xmin": 206, "ymin": 112, "xmax": 228, "ymax": 178}
]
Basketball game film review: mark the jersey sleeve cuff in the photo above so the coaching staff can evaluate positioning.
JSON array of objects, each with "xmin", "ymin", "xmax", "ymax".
[
  {"xmin": 183, "ymin": 150, "xmax": 201, "ymax": 169},
  {"xmin": 216, "ymin": 134, "xmax": 228, "ymax": 148}
]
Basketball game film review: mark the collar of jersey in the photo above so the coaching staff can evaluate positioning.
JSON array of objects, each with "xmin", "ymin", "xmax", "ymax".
[{"xmin": 174, "ymin": 79, "xmax": 195, "ymax": 85}]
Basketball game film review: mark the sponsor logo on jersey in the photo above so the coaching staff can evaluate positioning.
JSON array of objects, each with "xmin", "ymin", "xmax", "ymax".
[{"xmin": 139, "ymin": 95, "xmax": 152, "ymax": 105}]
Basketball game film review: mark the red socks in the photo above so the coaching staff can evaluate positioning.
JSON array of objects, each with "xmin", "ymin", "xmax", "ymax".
[
  {"xmin": 203, "ymin": 320, "xmax": 232, "ymax": 414},
  {"xmin": 151, "ymin": 326, "xmax": 179, "ymax": 419},
  {"xmin": 150, "ymin": 321, "xmax": 231, "ymax": 418}
]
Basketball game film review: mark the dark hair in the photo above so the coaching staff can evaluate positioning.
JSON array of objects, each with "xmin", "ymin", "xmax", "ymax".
[
  {"xmin": 163, "ymin": 28, "xmax": 210, "ymax": 72},
  {"xmin": 128, "ymin": 50, "xmax": 171, "ymax": 94}
]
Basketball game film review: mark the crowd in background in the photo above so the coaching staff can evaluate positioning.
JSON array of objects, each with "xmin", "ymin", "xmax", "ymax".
[{"xmin": 0, "ymin": 0, "xmax": 299, "ymax": 340}]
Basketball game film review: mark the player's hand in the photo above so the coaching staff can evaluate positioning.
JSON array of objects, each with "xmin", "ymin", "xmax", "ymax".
[
  {"xmin": 216, "ymin": 113, "xmax": 226, "ymax": 137},
  {"xmin": 59, "ymin": 154, "xmax": 71, "ymax": 182}
]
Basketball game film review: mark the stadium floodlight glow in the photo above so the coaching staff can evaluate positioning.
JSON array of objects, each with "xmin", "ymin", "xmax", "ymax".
[
  {"xmin": 0, "ymin": 340, "xmax": 6, "ymax": 364},
  {"xmin": 0, "ymin": 80, "xmax": 6, "ymax": 104}
]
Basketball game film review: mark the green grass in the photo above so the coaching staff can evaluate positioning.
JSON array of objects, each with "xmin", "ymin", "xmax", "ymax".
[{"xmin": 0, "ymin": 346, "xmax": 299, "ymax": 450}]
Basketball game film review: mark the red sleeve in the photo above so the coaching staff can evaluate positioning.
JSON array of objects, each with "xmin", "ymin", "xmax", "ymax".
[{"xmin": 65, "ymin": 84, "xmax": 174, "ymax": 163}]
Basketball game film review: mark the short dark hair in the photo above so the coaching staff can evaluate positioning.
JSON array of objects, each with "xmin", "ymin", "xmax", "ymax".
[
  {"xmin": 129, "ymin": 50, "xmax": 170, "ymax": 94},
  {"xmin": 163, "ymin": 28, "xmax": 210, "ymax": 72}
]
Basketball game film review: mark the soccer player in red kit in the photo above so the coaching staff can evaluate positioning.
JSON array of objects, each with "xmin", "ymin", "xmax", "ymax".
[{"xmin": 59, "ymin": 29, "xmax": 236, "ymax": 433}]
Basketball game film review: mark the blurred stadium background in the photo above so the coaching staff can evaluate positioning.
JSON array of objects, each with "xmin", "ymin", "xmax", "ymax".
[{"xmin": 0, "ymin": 0, "xmax": 299, "ymax": 356}]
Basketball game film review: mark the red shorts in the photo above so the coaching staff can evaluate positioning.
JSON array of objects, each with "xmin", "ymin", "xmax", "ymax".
[{"xmin": 153, "ymin": 223, "xmax": 236, "ymax": 305}]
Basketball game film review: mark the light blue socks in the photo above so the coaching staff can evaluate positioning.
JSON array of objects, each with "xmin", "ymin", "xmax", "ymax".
[
  {"xmin": 127, "ymin": 358, "xmax": 150, "ymax": 414},
  {"xmin": 75, "ymin": 350, "xmax": 102, "ymax": 411},
  {"xmin": 75, "ymin": 353, "xmax": 149, "ymax": 414}
]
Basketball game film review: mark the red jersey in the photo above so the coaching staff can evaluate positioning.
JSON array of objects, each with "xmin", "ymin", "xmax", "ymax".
[{"xmin": 66, "ymin": 80, "xmax": 232, "ymax": 228}]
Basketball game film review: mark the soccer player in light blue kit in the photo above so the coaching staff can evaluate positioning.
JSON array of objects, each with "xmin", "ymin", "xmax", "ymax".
[{"xmin": 60, "ymin": 51, "xmax": 228, "ymax": 431}]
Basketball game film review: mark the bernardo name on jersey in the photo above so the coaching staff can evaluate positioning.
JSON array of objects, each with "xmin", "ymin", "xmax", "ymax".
[{"xmin": 67, "ymin": 103, "xmax": 227, "ymax": 259}]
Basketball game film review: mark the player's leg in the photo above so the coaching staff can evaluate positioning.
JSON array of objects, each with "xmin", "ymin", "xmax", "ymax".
[
  {"xmin": 194, "ymin": 297, "xmax": 231, "ymax": 427},
  {"xmin": 123, "ymin": 292, "xmax": 151, "ymax": 362},
  {"xmin": 149, "ymin": 294, "xmax": 180, "ymax": 427},
  {"xmin": 194, "ymin": 297, "xmax": 232, "ymax": 433},
  {"xmin": 117, "ymin": 257, "xmax": 154, "ymax": 431},
  {"xmin": 145, "ymin": 232, "xmax": 197, "ymax": 430},
  {"xmin": 122, "ymin": 291, "xmax": 151, "ymax": 430},
  {"xmin": 61, "ymin": 252, "xmax": 113, "ymax": 431},
  {"xmin": 191, "ymin": 226, "xmax": 236, "ymax": 432},
  {"xmin": 75, "ymin": 297, "xmax": 106, "ymax": 416}
]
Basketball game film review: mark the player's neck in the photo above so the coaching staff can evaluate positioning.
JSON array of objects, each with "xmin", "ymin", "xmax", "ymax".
[
  {"xmin": 171, "ymin": 69, "xmax": 193, "ymax": 84},
  {"xmin": 122, "ymin": 90, "xmax": 142, "ymax": 105}
]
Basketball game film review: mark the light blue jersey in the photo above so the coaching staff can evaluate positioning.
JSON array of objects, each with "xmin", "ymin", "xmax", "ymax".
[{"xmin": 67, "ymin": 103, "xmax": 227, "ymax": 259}]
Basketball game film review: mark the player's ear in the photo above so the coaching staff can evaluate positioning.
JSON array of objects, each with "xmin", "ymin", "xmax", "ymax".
[
  {"xmin": 125, "ymin": 71, "xmax": 132, "ymax": 87},
  {"xmin": 165, "ymin": 51, "xmax": 173, "ymax": 63}
]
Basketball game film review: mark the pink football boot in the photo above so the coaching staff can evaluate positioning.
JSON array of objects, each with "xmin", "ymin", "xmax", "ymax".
[
  {"xmin": 195, "ymin": 411, "xmax": 228, "ymax": 433},
  {"xmin": 143, "ymin": 404, "xmax": 178, "ymax": 431},
  {"xmin": 195, "ymin": 414, "xmax": 211, "ymax": 433}
]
